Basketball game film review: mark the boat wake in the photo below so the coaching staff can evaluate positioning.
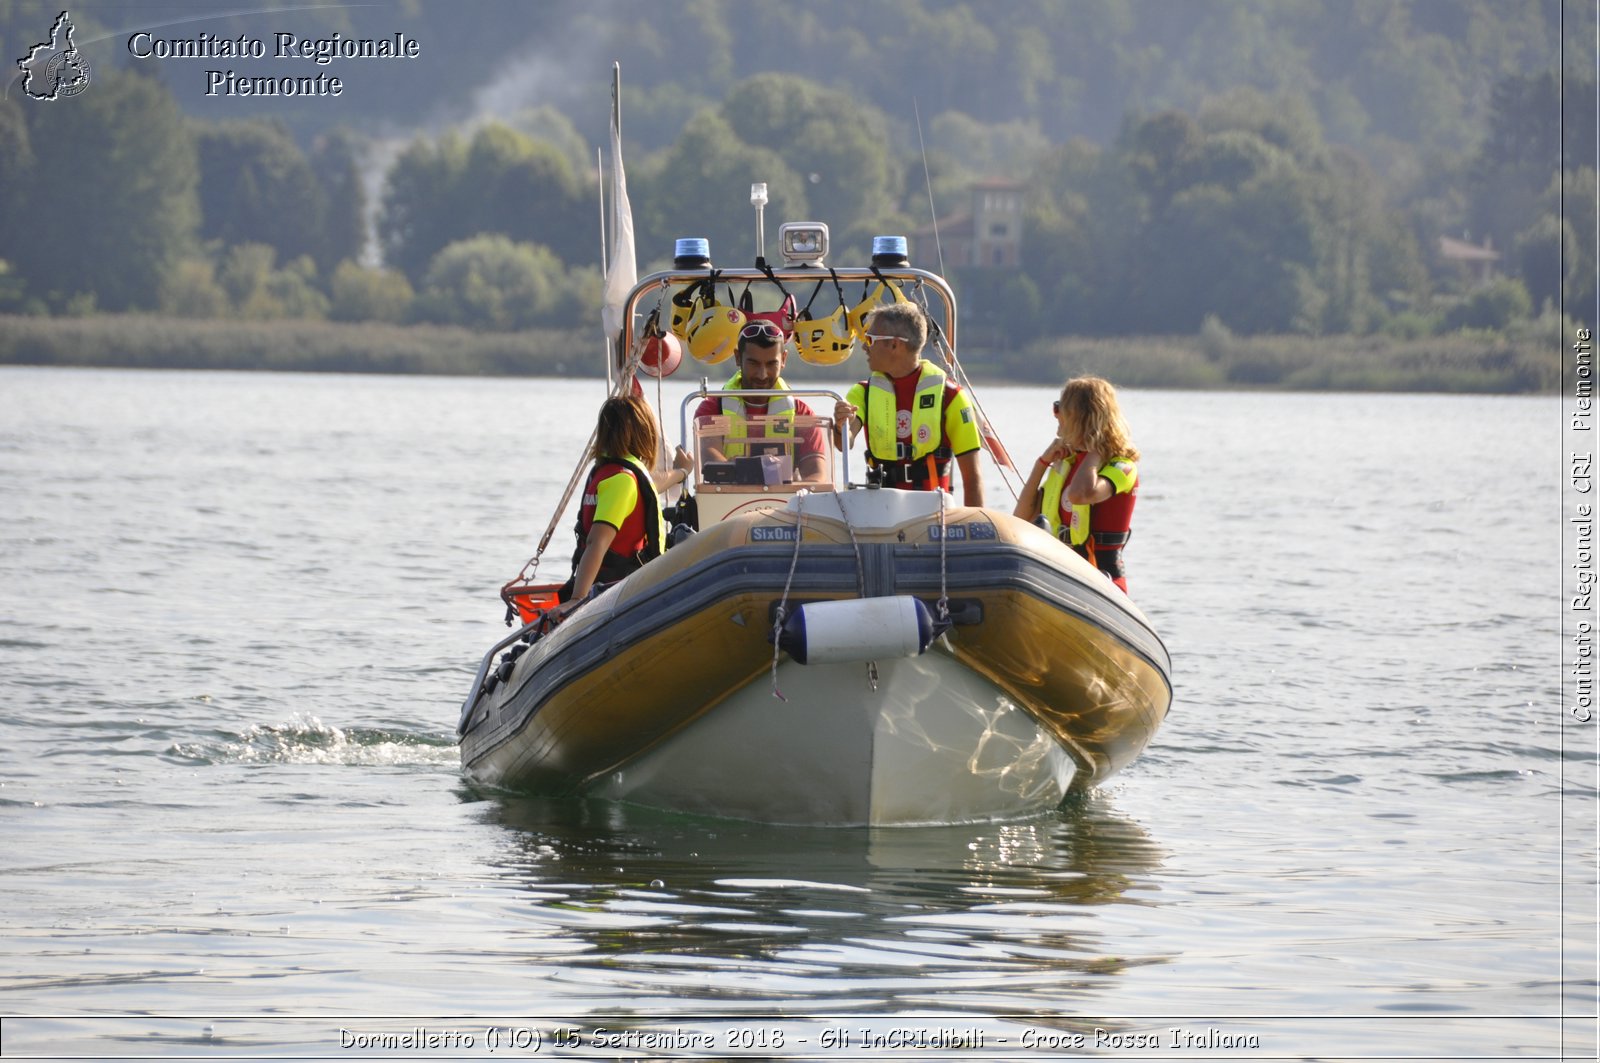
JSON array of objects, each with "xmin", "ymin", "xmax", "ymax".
[{"xmin": 170, "ymin": 714, "xmax": 456, "ymax": 768}]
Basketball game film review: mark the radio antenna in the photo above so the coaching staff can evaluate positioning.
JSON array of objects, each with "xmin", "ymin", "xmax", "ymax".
[{"xmin": 914, "ymin": 99, "xmax": 946, "ymax": 279}]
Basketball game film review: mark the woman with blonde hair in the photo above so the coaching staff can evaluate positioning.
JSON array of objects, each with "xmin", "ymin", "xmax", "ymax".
[
  {"xmin": 553, "ymin": 392, "xmax": 694, "ymax": 615},
  {"xmin": 1014, "ymin": 376, "xmax": 1141, "ymax": 593}
]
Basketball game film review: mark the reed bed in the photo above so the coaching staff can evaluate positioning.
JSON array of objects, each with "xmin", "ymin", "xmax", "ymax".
[{"xmin": 0, "ymin": 313, "xmax": 1562, "ymax": 393}]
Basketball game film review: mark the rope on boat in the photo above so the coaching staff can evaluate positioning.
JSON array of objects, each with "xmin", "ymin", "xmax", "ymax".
[
  {"xmin": 840, "ymin": 494, "xmax": 868, "ymax": 601},
  {"xmin": 911, "ymin": 99, "xmax": 1020, "ymax": 503},
  {"xmin": 830, "ymin": 491, "xmax": 874, "ymax": 686},
  {"xmin": 841, "ymin": 494, "xmax": 877, "ymax": 691},
  {"xmin": 500, "ymin": 328, "xmax": 652, "ymax": 619},
  {"xmin": 770, "ymin": 492, "xmax": 876, "ymax": 699},
  {"xmin": 937, "ymin": 489, "xmax": 950, "ymax": 624},
  {"xmin": 911, "ymin": 285, "xmax": 1024, "ymax": 505},
  {"xmin": 769, "ymin": 501, "xmax": 810, "ymax": 702},
  {"xmin": 914, "ymin": 98, "xmax": 948, "ymax": 283}
]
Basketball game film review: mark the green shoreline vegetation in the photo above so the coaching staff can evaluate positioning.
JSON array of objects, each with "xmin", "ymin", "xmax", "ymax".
[
  {"xmin": 0, "ymin": 312, "xmax": 1561, "ymax": 393},
  {"xmin": 2, "ymin": 3, "xmax": 1589, "ymax": 397}
]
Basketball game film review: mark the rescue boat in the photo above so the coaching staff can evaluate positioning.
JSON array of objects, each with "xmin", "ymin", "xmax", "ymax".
[{"xmin": 456, "ymin": 230, "xmax": 1172, "ymax": 826}]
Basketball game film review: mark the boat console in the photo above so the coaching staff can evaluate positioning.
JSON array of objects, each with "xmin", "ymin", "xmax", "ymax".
[{"xmin": 680, "ymin": 387, "xmax": 845, "ymax": 527}]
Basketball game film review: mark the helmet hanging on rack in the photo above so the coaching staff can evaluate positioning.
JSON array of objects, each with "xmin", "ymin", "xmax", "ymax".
[
  {"xmin": 669, "ymin": 287, "xmax": 704, "ymax": 341},
  {"xmin": 669, "ymin": 273, "xmax": 718, "ymax": 342},
  {"xmin": 687, "ymin": 304, "xmax": 747, "ymax": 364},
  {"xmin": 847, "ymin": 280, "xmax": 909, "ymax": 343},
  {"xmin": 738, "ymin": 288, "xmax": 797, "ymax": 340},
  {"xmin": 792, "ymin": 304, "xmax": 856, "ymax": 366}
]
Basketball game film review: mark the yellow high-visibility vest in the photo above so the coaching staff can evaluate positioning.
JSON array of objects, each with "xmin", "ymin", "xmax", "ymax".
[
  {"xmin": 862, "ymin": 362, "xmax": 947, "ymax": 462},
  {"xmin": 720, "ymin": 371, "xmax": 794, "ymax": 458}
]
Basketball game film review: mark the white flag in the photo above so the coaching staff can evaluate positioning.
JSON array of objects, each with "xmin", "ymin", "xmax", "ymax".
[{"xmin": 600, "ymin": 66, "xmax": 635, "ymax": 342}]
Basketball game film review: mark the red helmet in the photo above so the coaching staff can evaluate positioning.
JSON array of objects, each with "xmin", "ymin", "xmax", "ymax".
[{"xmin": 743, "ymin": 293, "xmax": 797, "ymax": 339}]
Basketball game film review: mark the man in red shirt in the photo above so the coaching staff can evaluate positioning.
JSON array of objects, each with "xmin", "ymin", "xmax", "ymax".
[{"xmin": 693, "ymin": 321, "xmax": 829, "ymax": 482}]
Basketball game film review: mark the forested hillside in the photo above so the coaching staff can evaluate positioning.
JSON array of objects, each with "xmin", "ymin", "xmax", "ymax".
[{"xmin": 0, "ymin": 0, "xmax": 1592, "ymax": 386}]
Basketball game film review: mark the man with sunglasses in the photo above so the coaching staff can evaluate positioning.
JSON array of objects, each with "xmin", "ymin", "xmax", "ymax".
[
  {"xmin": 833, "ymin": 303, "xmax": 984, "ymax": 506},
  {"xmin": 693, "ymin": 320, "xmax": 829, "ymax": 482}
]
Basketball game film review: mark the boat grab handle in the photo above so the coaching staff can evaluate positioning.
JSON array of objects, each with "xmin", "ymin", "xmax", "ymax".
[{"xmin": 457, "ymin": 622, "xmax": 539, "ymax": 736}]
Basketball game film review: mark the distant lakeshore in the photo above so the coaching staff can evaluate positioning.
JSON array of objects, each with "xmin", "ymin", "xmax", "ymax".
[{"xmin": 0, "ymin": 313, "xmax": 1561, "ymax": 393}]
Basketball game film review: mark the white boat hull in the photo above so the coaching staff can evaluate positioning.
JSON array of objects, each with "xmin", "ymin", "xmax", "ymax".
[
  {"xmin": 460, "ymin": 490, "xmax": 1169, "ymax": 827},
  {"xmin": 589, "ymin": 649, "xmax": 1074, "ymax": 826}
]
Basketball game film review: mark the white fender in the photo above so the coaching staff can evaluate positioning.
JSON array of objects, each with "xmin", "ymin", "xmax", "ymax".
[{"xmin": 778, "ymin": 596, "xmax": 936, "ymax": 665}]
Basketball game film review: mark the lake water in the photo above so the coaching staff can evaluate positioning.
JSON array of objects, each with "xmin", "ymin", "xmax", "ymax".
[{"xmin": 0, "ymin": 367, "xmax": 1591, "ymax": 1060}]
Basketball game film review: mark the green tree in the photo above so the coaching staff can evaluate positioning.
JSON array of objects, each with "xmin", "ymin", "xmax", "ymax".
[
  {"xmin": 1189, "ymin": 129, "xmax": 1288, "ymax": 190},
  {"xmin": 195, "ymin": 120, "xmax": 325, "ymax": 266},
  {"xmin": 507, "ymin": 104, "xmax": 592, "ymax": 175},
  {"xmin": 14, "ymin": 68, "xmax": 198, "ymax": 311},
  {"xmin": 0, "ymin": 99, "xmax": 34, "ymax": 271},
  {"xmin": 1561, "ymin": 166, "xmax": 1599, "ymax": 313},
  {"xmin": 1512, "ymin": 213, "xmax": 1568, "ymax": 312},
  {"xmin": 1349, "ymin": 17, "xmax": 1473, "ymax": 156},
  {"xmin": 949, "ymin": 266, "xmax": 1043, "ymax": 349},
  {"xmin": 633, "ymin": 109, "xmax": 807, "ymax": 268},
  {"xmin": 378, "ymin": 124, "xmax": 593, "ymax": 284},
  {"xmin": 460, "ymin": 122, "xmax": 589, "ymax": 267},
  {"xmin": 158, "ymin": 258, "xmax": 229, "ymax": 318},
  {"xmin": 329, "ymin": 261, "xmax": 414, "ymax": 323},
  {"xmin": 926, "ymin": 112, "xmax": 1050, "ymax": 178},
  {"xmin": 1020, "ymin": 140, "xmax": 1102, "ymax": 333},
  {"xmin": 1315, "ymin": 148, "xmax": 1387, "ymax": 333},
  {"xmin": 1120, "ymin": 110, "xmax": 1204, "ymax": 217},
  {"xmin": 1466, "ymin": 73, "xmax": 1562, "ymax": 262},
  {"xmin": 309, "ymin": 129, "xmax": 368, "ymax": 272},
  {"xmin": 219, "ymin": 243, "xmax": 277, "ymax": 309},
  {"xmin": 1441, "ymin": 277, "xmax": 1532, "ymax": 330},
  {"xmin": 1477, "ymin": 72, "xmax": 1563, "ymax": 175},
  {"xmin": 720, "ymin": 74, "xmax": 897, "ymax": 252},
  {"xmin": 1565, "ymin": 77, "xmax": 1599, "ymax": 179},
  {"xmin": 259, "ymin": 255, "xmax": 329, "ymax": 320},
  {"xmin": 413, "ymin": 234, "xmax": 564, "ymax": 331},
  {"xmin": 1463, "ymin": 73, "xmax": 1596, "ymax": 307},
  {"xmin": 1112, "ymin": 109, "xmax": 1324, "ymax": 336},
  {"xmin": 378, "ymin": 131, "xmax": 470, "ymax": 284},
  {"xmin": 1196, "ymin": 87, "xmax": 1328, "ymax": 169},
  {"xmin": 211, "ymin": 243, "xmax": 322, "ymax": 320}
]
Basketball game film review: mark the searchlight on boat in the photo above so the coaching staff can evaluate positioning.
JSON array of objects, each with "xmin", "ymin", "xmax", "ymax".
[{"xmin": 779, "ymin": 222, "xmax": 829, "ymax": 267}]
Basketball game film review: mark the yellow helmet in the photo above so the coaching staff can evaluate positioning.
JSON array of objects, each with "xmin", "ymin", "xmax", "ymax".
[
  {"xmin": 846, "ymin": 280, "xmax": 909, "ymax": 343},
  {"xmin": 687, "ymin": 304, "xmax": 747, "ymax": 364},
  {"xmin": 669, "ymin": 287, "xmax": 704, "ymax": 340},
  {"xmin": 793, "ymin": 305, "xmax": 856, "ymax": 366}
]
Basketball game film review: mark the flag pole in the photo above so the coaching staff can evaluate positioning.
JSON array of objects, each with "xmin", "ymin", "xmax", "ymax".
[
  {"xmin": 598, "ymin": 145, "xmax": 610, "ymax": 391},
  {"xmin": 600, "ymin": 61, "xmax": 636, "ymax": 388}
]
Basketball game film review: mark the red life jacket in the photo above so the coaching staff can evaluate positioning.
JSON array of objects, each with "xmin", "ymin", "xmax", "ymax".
[
  {"xmin": 568, "ymin": 458, "xmax": 663, "ymax": 592},
  {"xmin": 1053, "ymin": 452, "xmax": 1137, "ymax": 591}
]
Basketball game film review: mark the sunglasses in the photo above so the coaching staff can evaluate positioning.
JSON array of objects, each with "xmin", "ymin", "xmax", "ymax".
[
  {"xmin": 1052, "ymin": 400, "xmax": 1060, "ymax": 413},
  {"xmin": 740, "ymin": 322, "xmax": 784, "ymax": 341},
  {"xmin": 863, "ymin": 332, "xmax": 901, "ymax": 345}
]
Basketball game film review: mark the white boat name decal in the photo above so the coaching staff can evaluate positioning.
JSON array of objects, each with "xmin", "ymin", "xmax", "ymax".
[{"xmin": 751, "ymin": 525, "xmax": 799, "ymax": 542}]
